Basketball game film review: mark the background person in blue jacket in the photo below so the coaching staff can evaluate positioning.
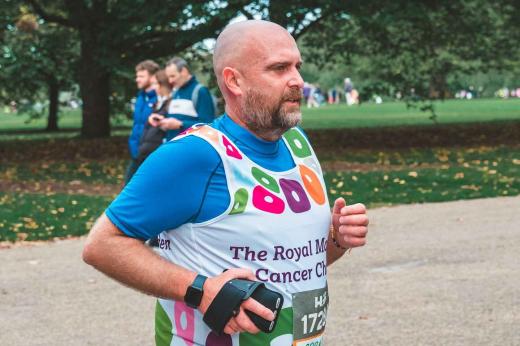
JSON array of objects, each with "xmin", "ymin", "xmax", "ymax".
[
  {"xmin": 126, "ymin": 60, "xmax": 159, "ymax": 183},
  {"xmin": 158, "ymin": 57, "xmax": 216, "ymax": 140}
]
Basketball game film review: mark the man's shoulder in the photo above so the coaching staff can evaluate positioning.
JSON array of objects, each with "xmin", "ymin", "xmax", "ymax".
[
  {"xmin": 292, "ymin": 126, "xmax": 310, "ymax": 140},
  {"xmin": 153, "ymin": 134, "xmax": 221, "ymax": 166},
  {"xmin": 174, "ymin": 83, "xmax": 196, "ymax": 100},
  {"xmin": 190, "ymin": 82, "xmax": 208, "ymax": 96},
  {"xmin": 196, "ymin": 84, "xmax": 212, "ymax": 96}
]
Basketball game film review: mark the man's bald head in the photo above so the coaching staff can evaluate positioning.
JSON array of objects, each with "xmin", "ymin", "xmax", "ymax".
[
  {"xmin": 213, "ymin": 20, "xmax": 296, "ymax": 90},
  {"xmin": 212, "ymin": 20, "xmax": 304, "ymax": 141}
]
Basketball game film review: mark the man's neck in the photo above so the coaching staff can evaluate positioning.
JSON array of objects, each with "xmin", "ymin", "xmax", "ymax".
[
  {"xmin": 225, "ymin": 107, "xmax": 283, "ymax": 142},
  {"xmin": 178, "ymin": 74, "xmax": 193, "ymax": 89}
]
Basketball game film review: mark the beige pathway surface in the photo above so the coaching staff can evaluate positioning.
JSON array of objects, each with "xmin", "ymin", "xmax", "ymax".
[{"xmin": 1, "ymin": 196, "xmax": 519, "ymax": 345}]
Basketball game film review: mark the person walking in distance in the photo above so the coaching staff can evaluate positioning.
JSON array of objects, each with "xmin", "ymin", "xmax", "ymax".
[{"xmin": 126, "ymin": 60, "xmax": 159, "ymax": 183}]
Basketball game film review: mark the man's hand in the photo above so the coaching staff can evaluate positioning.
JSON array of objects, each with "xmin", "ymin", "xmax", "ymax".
[
  {"xmin": 148, "ymin": 113, "xmax": 164, "ymax": 127},
  {"xmin": 332, "ymin": 197, "xmax": 368, "ymax": 249},
  {"xmin": 159, "ymin": 117, "xmax": 183, "ymax": 131},
  {"xmin": 199, "ymin": 268, "xmax": 275, "ymax": 335}
]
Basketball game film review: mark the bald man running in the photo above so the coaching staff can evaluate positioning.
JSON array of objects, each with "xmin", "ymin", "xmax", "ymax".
[{"xmin": 83, "ymin": 20, "xmax": 369, "ymax": 346}]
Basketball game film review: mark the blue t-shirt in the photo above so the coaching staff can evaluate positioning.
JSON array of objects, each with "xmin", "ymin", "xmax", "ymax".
[
  {"xmin": 165, "ymin": 76, "xmax": 215, "ymax": 140},
  {"xmin": 106, "ymin": 114, "xmax": 298, "ymax": 240}
]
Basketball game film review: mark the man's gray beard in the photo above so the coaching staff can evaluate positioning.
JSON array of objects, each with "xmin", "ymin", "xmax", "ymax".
[{"xmin": 241, "ymin": 88, "xmax": 302, "ymax": 138}]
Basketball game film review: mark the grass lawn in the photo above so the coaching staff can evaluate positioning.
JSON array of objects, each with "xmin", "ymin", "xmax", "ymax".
[
  {"xmin": 0, "ymin": 109, "xmax": 131, "ymax": 141},
  {"xmin": 1, "ymin": 98, "xmax": 518, "ymax": 241},
  {"xmin": 322, "ymin": 145, "xmax": 519, "ymax": 206},
  {"xmin": 1, "ymin": 143, "xmax": 518, "ymax": 241},
  {"xmin": 0, "ymin": 109, "xmax": 131, "ymax": 131},
  {"xmin": 1, "ymin": 160, "xmax": 127, "ymax": 185},
  {"xmin": 0, "ymin": 109, "xmax": 83, "ymax": 131},
  {"xmin": 1, "ymin": 98, "xmax": 518, "ymax": 139},
  {"xmin": 301, "ymin": 98, "xmax": 520, "ymax": 129},
  {"xmin": 324, "ymin": 159, "xmax": 519, "ymax": 207},
  {"xmin": 0, "ymin": 193, "xmax": 112, "ymax": 242}
]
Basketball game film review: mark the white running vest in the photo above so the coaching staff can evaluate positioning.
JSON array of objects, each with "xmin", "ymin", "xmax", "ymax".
[{"xmin": 155, "ymin": 125, "xmax": 331, "ymax": 346}]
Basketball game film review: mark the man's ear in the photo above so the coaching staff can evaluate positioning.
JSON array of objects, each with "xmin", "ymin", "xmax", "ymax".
[{"xmin": 222, "ymin": 67, "xmax": 243, "ymax": 97}]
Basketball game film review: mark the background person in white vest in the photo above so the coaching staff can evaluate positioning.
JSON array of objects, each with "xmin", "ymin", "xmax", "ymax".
[
  {"xmin": 83, "ymin": 20, "xmax": 368, "ymax": 345},
  {"xmin": 151, "ymin": 57, "xmax": 216, "ymax": 141}
]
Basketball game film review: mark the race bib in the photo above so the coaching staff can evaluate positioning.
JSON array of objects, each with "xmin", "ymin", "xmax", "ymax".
[{"xmin": 292, "ymin": 286, "xmax": 328, "ymax": 346}]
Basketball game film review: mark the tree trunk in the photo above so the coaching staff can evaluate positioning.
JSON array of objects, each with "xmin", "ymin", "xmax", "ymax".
[
  {"xmin": 46, "ymin": 78, "xmax": 59, "ymax": 132},
  {"xmin": 429, "ymin": 72, "xmax": 448, "ymax": 100},
  {"xmin": 79, "ymin": 36, "xmax": 111, "ymax": 138}
]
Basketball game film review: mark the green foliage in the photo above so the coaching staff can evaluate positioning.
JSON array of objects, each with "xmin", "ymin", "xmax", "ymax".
[
  {"xmin": 300, "ymin": 0, "xmax": 520, "ymax": 119},
  {"xmin": 1, "ymin": 1, "xmax": 255, "ymax": 136},
  {"xmin": 0, "ymin": 5, "xmax": 79, "ymax": 126},
  {"xmin": 448, "ymin": 71, "xmax": 520, "ymax": 98},
  {"xmin": 1, "ymin": 1, "xmax": 376, "ymax": 137},
  {"xmin": 1, "ymin": 0, "xmax": 518, "ymax": 134}
]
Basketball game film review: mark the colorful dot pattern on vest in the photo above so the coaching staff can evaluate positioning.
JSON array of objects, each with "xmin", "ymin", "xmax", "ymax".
[{"xmin": 155, "ymin": 126, "xmax": 331, "ymax": 345}]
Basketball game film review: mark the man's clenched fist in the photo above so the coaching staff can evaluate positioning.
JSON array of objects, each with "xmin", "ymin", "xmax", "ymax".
[{"xmin": 331, "ymin": 198, "xmax": 369, "ymax": 249}]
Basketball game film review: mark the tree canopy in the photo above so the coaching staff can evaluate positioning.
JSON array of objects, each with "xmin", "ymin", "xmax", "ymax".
[
  {"xmin": 300, "ymin": 0, "xmax": 519, "ymax": 111},
  {"xmin": 1, "ymin": 9, "xmax": 78, "ymax": 130},
  {"xmin": 1, "ymin": 0, "xmax": 345, "ymax": 136},
  {"xmin": 1, "ymin": 0, "xmax": 518, "ymax": 134}
]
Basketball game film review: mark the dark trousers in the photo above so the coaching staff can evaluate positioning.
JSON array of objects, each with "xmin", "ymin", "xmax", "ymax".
[{"xmin": 124, "ymin": 159, "xmax": 139, "ymax": 185}]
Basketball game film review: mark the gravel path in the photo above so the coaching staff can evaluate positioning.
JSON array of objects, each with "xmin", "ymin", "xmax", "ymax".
[{"xmin": 1, "ymin": 196, "xmax": 518, "ymax": 345}]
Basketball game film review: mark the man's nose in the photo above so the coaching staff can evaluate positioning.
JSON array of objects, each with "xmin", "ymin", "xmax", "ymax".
[{"xmin": 288, "ymin": 68, "xmax": 304, "ymax": 89}]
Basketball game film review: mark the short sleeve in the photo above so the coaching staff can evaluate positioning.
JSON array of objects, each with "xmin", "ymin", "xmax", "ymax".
[{"xmin": 106, "ymin": 136, "xmax": 221, "ymax": 240}]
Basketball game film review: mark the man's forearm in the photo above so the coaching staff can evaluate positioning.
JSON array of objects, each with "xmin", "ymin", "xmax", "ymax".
[{"xmin": 83, "ymin": 213, "xmax": 196, "ymax": 301}]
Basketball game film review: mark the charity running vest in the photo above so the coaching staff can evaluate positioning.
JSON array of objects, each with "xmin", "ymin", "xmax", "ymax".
[{"xmin": 155, "ymin": 125, "xmax": 331, "ymax": 346}]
